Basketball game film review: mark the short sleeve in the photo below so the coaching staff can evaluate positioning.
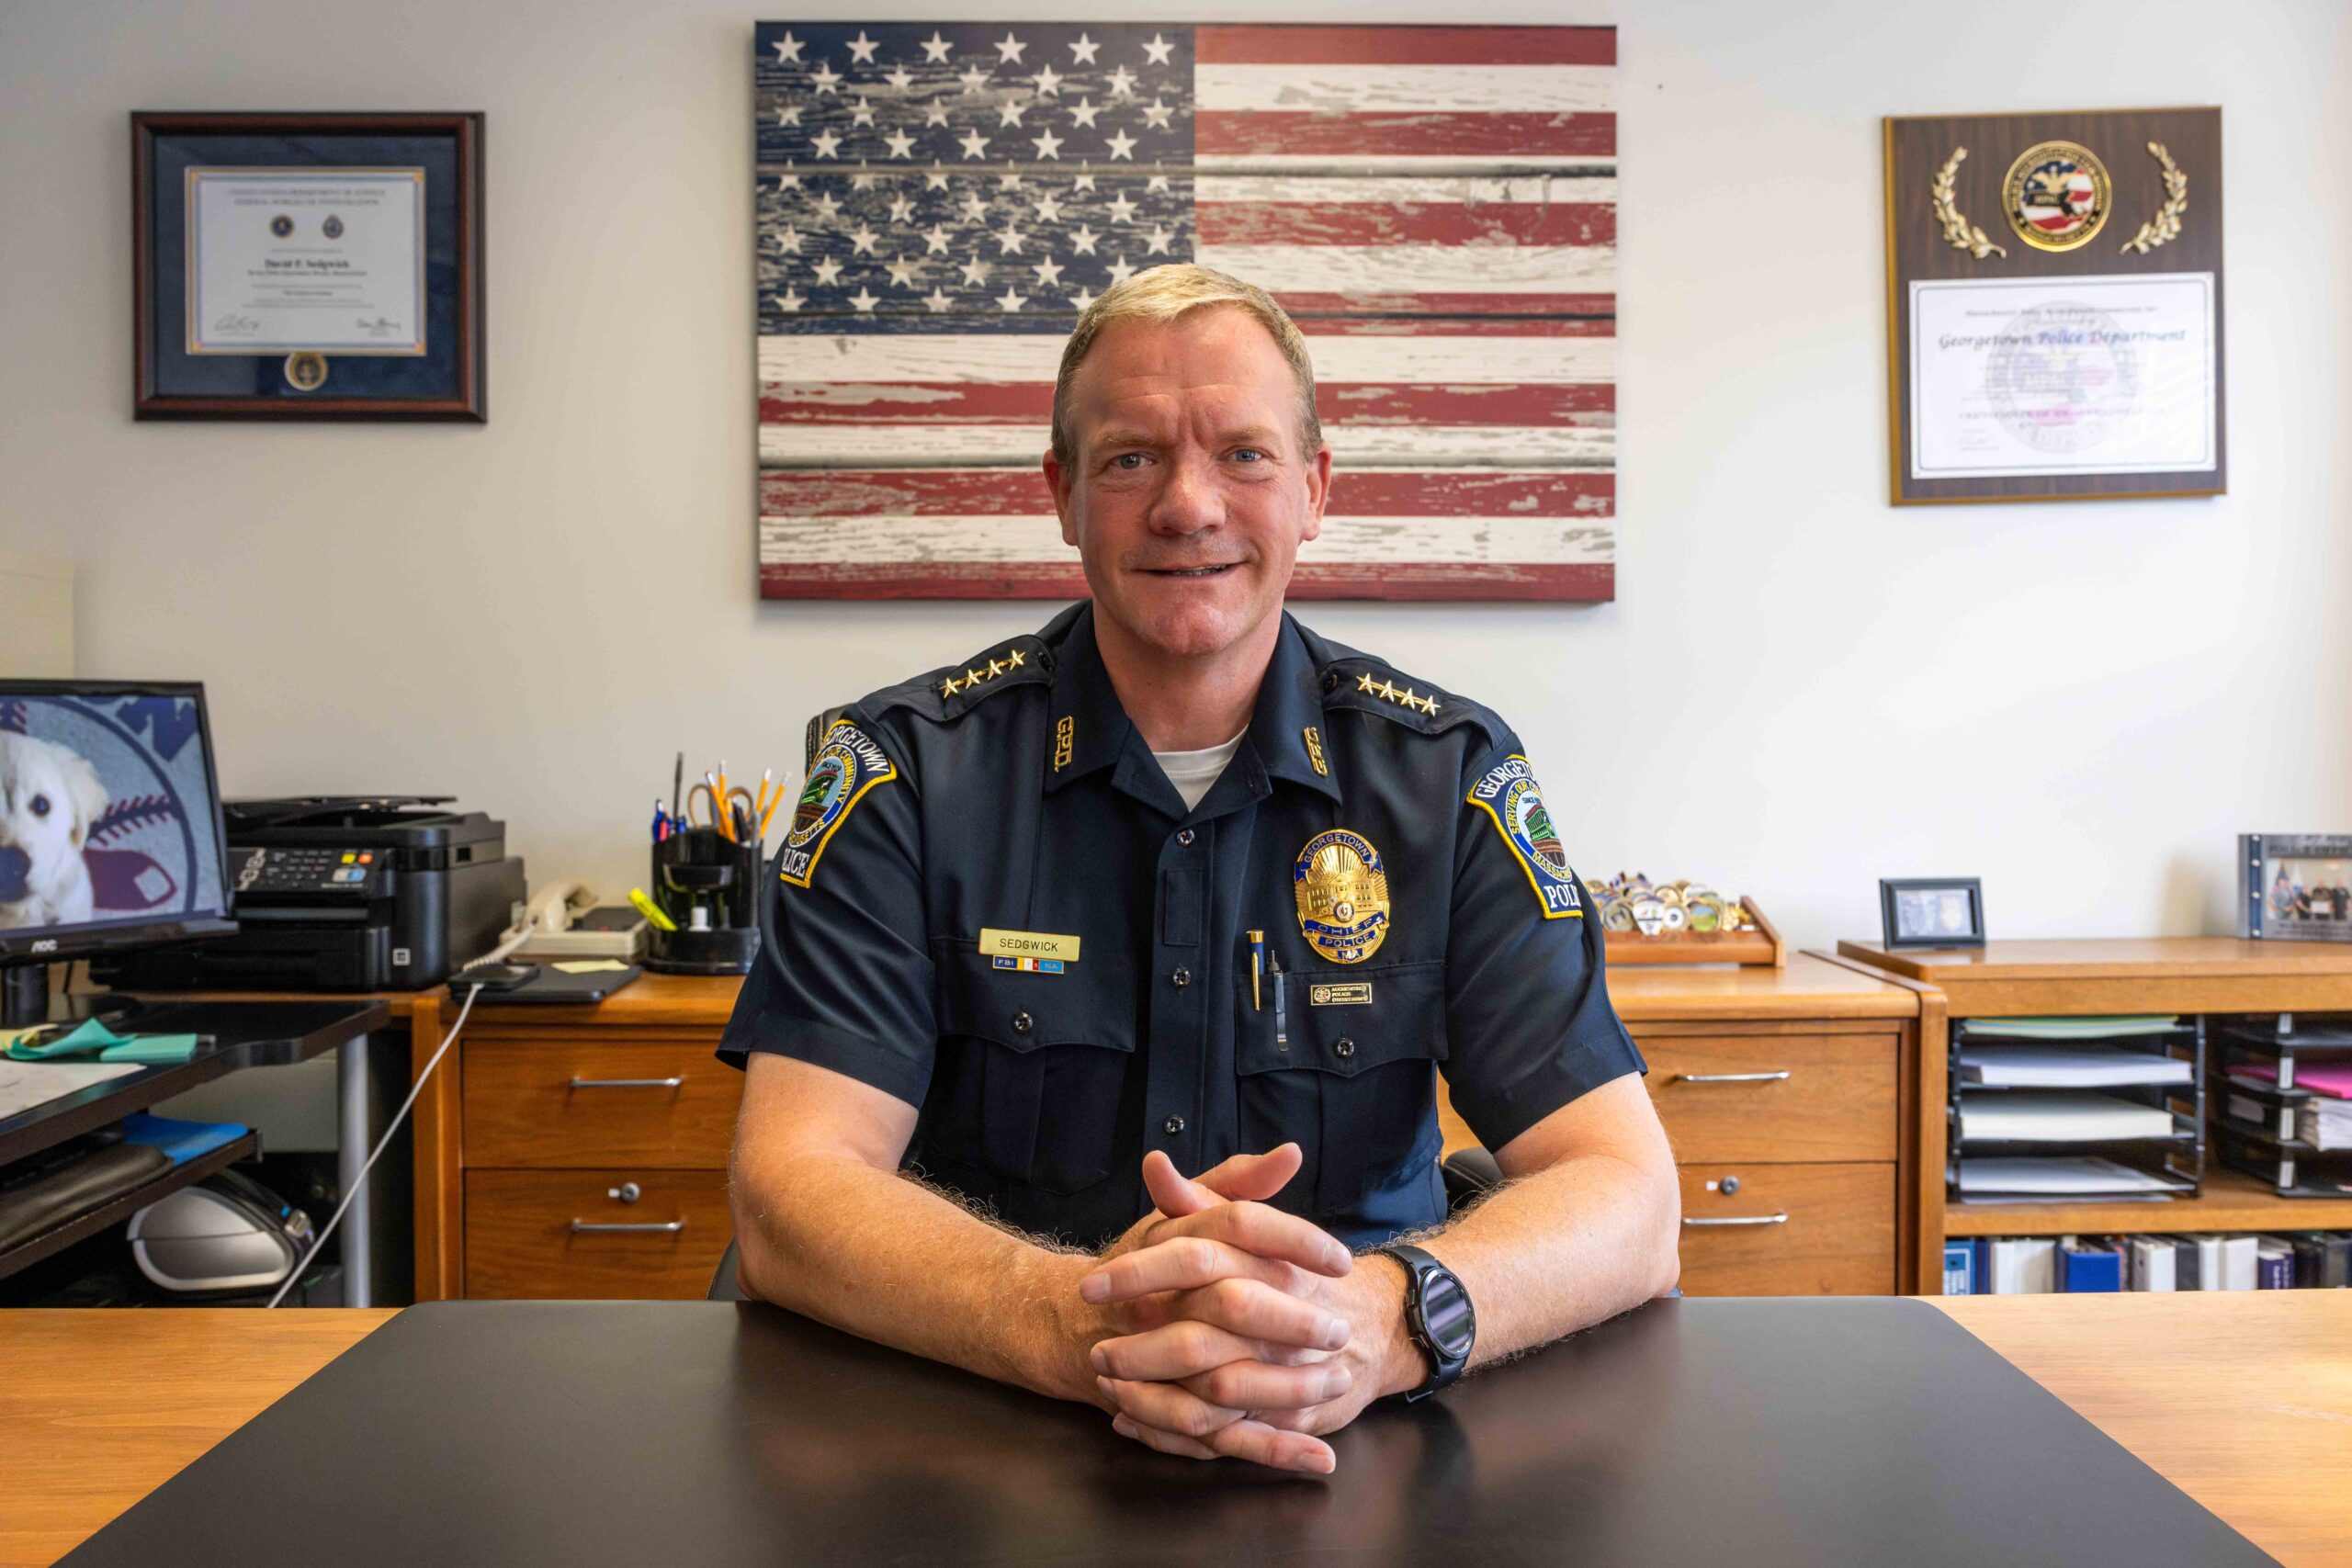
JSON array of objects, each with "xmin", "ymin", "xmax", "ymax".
[
  {"xmin": 1442, "ymin": 733, "xmax": 1645, "ymax": 1153},
  {"xmin": 716, "ymin": 721, "xmax": 936, "ymax": 1109}
]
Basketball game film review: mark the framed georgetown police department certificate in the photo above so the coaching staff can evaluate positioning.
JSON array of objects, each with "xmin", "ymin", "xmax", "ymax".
[
  {"xmin": 133, "ymin": 112, "xmax": 484, "ymax": 421},
  {"xmin": 1907, "ymin": 273, "xmax": 2217, "ymax": 481},
  {"xmin": 1883, "ymin": 107, "xmax": 2224, "ymax": 504}
]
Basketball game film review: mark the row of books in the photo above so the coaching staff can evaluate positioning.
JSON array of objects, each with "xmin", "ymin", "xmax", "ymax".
[{"xmin": 1945, "ymin": 1232, "xmax": 2352, "ymax": 1293}]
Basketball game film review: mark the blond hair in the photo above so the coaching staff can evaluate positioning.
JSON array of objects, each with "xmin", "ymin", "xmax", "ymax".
[{"xmin": 1049, "ymin": 264, "xmax": 1320, "ymax": 464}]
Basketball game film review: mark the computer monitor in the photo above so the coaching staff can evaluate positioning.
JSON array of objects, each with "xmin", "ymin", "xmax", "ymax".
[{"xmin": 0, "ymin": 681, "xmax": 236, "ymax": 1025}]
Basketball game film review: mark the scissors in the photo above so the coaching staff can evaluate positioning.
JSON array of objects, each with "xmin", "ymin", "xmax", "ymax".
[{"xmin": 689, "ymin": 781, "xmax": 755, "ymax": 838}]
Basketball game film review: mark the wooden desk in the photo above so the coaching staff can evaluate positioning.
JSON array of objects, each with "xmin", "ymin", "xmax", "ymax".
[
  {"xmin": 0, "ymin": 1308, "xmax": 394, "ymax": 1568},
  {"xmin": 1935, "ymin": 1292, "xmax": 2352, "ymax": 1568},
  {"xmin": 6, "ymin": 1295, "xmax": 2343, "ymax": 1567},
  {"xmin": 417, "ymin": 956, "xmax": 1935, "ymax": 1300}
]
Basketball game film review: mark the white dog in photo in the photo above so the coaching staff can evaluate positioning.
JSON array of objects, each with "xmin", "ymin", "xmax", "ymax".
[{"xmin": 0, "ymin": 733, "xmax": 109, "ymax": 929}]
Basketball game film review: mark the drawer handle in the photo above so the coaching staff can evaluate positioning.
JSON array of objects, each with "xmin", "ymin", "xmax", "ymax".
[
  {"xmin": 568, "ymin": 1076, "xmax": 685, "ymax": 1089},
  {"xmin": 1683, "ymin": 1213, "xmax": 1789, "ymax": 1227},
  {"xmin": 1676, "ymin": 1070, "xmax": 1791, "ymax": 1084},
  {"xmin": 571, "ymin": 1219, "xmax": 687, "ymax": 1234}
]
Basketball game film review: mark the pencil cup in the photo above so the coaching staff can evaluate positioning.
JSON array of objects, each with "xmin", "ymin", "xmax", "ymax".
[{"xmin": 645, "ymin": 826, "xmax": 760, "ymax": 975}]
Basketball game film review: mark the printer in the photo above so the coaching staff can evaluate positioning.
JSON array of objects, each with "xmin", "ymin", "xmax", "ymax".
[{"xmin": 96, "ymin": 795, "xmax": 526, "ymax": 992}]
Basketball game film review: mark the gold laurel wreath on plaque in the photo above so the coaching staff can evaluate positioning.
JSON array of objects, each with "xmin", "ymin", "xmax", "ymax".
[
  {"xmin": 1930, "ymin": 147, "xmax": 2007, "ymax": 260},
  {"xmin": 2118, "ymin": 141, "xmax": 2188, "ymax": 255}
]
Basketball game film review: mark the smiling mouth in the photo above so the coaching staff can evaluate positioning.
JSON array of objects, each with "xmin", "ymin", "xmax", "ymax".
[{"xmin": 1142, "ymin": 563, "xmax": 1240, "ymax": 579}]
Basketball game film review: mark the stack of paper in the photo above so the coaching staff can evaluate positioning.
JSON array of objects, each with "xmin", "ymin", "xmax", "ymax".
[
  {"xmin": 1959, "ymin": 1092, "xmax": 2177, "ymax": 1144},
  {"xmin": 1955, "ymin": 1156, "xmax": 2192, "ymax": 1198},
  {"xmin": 1961, "ymin": 1016, "xmax": 2178, "ymax": 1041},
  {"xmin": 2299, "ymin": 1099, "xmax": 2352, "ymax": 1152},
  {"xmin": 0, "ymin": 1059, "xmax": 142, "ymax": 1121},
  {"xmin": 1958, "ymin": 1045, "xmax": 2191, "ymax": 1089}
]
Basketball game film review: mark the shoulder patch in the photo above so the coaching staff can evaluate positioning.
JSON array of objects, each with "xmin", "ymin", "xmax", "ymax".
[
  {"xmin": 1465, "ymin": 754, "xmax": 1584, "ymax": 919},
  {"xmin": 778, "ymin": 722, "xmax": 898, "ymax": 888}
]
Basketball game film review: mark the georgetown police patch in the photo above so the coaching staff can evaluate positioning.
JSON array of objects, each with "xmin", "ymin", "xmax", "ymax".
[
  {"xmin": 777, "ymin": 723, "xmax": 898, "ymax": 888},
  {"xmin": 1466, "ymin": 755, "xmax": 1584, "ymax": 919}
]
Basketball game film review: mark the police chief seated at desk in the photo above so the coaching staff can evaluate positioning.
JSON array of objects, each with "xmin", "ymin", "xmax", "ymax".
[{"xmin": 719, "ymin": 263, "xmax": 1679, "ymax": 1475}]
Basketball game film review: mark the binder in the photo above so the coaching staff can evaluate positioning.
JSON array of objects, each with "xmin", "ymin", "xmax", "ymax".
[
  {"xmin": 2256, "ymin": 1237, "xmax": 2296, "ymax": 1289},
  {"xmin": 2126, "ymin": 1235, "xmax": 2176, "ymax": 1292},
  {"xmin": 2289, "ymin": 1231, "xmax": 2352, "ymax": 1288},
  {"xmin": 2057, "ymin": 1237, "xmax": 2122, "ymax": 1292},
  {"xmin": 1942, "ymin": 1239, "xmax": 1975, "ymax": 1295},
  {"xmin": 1986, "ymin": 1236, "xmax": 2057, "ymax": 1294}
]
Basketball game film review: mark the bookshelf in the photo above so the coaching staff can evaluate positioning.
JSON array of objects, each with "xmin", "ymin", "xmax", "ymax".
[
  {"xmin": 1942, "ymin": 1166, "xmax": 2352, "ymax": 1237},
  {"xmin": 1827, "ymin": 940, "xmax": 2352, "ymax": 1287}
]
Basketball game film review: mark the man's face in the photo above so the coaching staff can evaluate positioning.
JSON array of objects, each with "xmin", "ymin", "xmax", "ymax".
[{"xmin": 1046, "ymin": 307, "xmax": 1330, "ymax": 660}]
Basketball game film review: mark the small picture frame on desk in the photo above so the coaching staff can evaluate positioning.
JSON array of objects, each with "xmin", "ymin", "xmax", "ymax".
[
  {"xmin": 131, "ymin": 111, "xmax": 484, "ymax": 421},
  {"xmin": 1880, "ymin": 876, "xmax": 1985, "ymax": 950}
]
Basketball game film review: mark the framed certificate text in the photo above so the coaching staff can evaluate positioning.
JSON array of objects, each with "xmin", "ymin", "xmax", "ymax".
[{"xmin": 132, "ymin": 112, "xmax": 484, "ymax": 421}]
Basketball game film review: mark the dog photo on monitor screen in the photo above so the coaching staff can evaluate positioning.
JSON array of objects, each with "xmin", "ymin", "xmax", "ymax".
[{"xmin": 0, "ymin": 732, "xmax": 109, "ymax": 927}]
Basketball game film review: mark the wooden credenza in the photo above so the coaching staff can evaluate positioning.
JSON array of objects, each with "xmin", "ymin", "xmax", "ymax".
[{"xmin": 410, "ymin": 953, "xmax": 1938, "ymax": 1301}]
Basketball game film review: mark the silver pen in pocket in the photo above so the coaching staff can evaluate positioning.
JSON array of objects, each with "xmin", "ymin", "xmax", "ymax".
[{"xmin": 1271, "ymin": 953, "xmax": 1287, "ymax": 1051}]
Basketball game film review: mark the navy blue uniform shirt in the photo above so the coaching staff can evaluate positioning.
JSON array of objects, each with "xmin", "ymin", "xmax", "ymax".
[{"xmin": 718, "ymin": 603, "xmax": 1643, "ymax": 1250}]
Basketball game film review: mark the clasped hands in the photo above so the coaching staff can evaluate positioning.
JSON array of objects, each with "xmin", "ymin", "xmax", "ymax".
[{"xmin": 1064, "ymin": 1144, "xmax": 1411, "ymax": 1474}]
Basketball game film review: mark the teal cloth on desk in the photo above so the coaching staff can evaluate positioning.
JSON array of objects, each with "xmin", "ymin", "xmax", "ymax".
[{"xmin": 2, "ymin": 1018, "xmax": 202, "ymax": 1065}]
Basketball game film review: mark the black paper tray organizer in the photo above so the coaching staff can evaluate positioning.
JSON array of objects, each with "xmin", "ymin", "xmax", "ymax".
[
  {"xmin": 1946, "ymin": 1019, "xmax": 2206, "ymax": 1202},
  {"xmin": 2214, "ymin": 1015, "xmax": 2352, "ymax": 1091},
  {"xmin": 2213, "ymin": 1126, "xmax": 2352, "ymax": 1199}
]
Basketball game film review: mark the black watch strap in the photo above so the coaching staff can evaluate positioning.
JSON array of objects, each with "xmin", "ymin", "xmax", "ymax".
[{"xmin": 1382, "ymin": 1243, "xmax": 1476, "ymax": 1403}]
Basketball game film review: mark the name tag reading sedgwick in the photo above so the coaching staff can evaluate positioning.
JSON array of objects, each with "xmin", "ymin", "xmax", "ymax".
[{"xmin": 978, "ymin": 928, "xmax": 1080, "ymax": 967}]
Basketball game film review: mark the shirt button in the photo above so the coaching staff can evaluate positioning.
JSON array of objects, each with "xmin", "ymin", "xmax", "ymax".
[
  {"xmin": 1163, "ymin": 1115, "xmax": 1185, "ymax": 1135},
  {"xmin": 1334, "ymin": 1037, "xmax": 1357, "ymax": 1059},
  {"xmin": 1175, "ymin": 829, "xmax": 1195, "ymax": 847},
  {"xmin": 1012, "ymin": 1010, "xmax": 1034, "ymax": 1034},
  {"xmin": 1170, "ymin": 966, "xmax": 1191, "ymax": 988}
]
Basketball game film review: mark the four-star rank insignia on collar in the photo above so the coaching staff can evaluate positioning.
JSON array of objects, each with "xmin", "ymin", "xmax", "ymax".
[
  {"xmin": 941, "ymin": 645, "xmax": 1026, "ymax": 698},
  {"xmin": 1356, "ymin": 670, "xmax": 1441, "ymax": 716}
]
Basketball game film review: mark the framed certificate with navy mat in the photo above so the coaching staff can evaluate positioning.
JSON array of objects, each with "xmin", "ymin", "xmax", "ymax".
[{"xmin": 131, "ymin": 111, "xmax": 485, "ymax": 421}]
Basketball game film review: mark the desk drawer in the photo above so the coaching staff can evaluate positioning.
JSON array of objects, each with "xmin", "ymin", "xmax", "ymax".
[
  {"xmin": 1674, "ymin": 1162, "xmax": 1893, "ymax": 1296},
  {"xmin": 464, "ymin": 1038, "xmax": 741, "ymax": 1168},
  {"xmin": 466, "ymin": 1168, "xmax": 732, "ymax": 1299},
  {"xmin": 1641, "ymin": 1033, "xmax": 1897, "ymax": 1164}
]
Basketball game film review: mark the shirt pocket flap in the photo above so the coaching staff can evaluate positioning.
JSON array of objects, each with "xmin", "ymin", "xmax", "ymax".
[
  {"xmin": 937, "ymin": 945, "xmax": 1139, "ymax": 1055},
  {"xmin": 1236, "ymin": 960, "xmax": 1448, "ymax": 1078}
]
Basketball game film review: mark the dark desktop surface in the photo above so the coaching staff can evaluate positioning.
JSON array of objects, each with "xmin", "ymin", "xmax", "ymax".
[{"xmin": 60, "ymin": 1296, "xmax": 2274, "ymax": 1568}]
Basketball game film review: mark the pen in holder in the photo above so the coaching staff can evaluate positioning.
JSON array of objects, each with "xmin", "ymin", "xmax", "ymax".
[{"xmin": 644, "ymin": 826, "xmax": 761, "ymax": 975}]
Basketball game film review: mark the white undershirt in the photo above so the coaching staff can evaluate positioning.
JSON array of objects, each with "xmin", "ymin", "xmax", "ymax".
[{"xmin": 1152, "ymin": 730, "xmax": 1248, "ymax": 813}]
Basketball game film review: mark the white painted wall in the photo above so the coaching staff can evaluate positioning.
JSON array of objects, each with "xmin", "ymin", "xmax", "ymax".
[{"xmin": 4, "ymin": 0, "xmax": 2346, "ymax": 948}]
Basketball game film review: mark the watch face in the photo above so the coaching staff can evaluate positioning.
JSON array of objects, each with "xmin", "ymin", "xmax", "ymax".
[{"xmin": 1420, "ymin": 1269, "xmax": 1476, "ymax": 1361}]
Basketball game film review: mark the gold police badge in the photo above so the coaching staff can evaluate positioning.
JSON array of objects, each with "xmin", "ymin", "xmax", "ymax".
[{"xmin": 1294, "ymin": 828, "xmax": 1391, "ymax": 964}]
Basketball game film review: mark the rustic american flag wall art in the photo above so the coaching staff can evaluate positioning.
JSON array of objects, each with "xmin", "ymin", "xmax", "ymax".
[{"xmin": 754, "ymin": 23, "xmax": 1617, "ymax": 602}]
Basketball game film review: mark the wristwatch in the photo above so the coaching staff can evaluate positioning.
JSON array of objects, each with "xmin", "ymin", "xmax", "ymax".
[{"xmin": 1381, "ymin": 1243, "xmax": 1476, "ymax": 1402}]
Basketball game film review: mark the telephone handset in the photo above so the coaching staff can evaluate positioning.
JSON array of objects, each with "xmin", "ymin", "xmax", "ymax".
[{"xmin": 509, "ymin": 881, "xmax": 600, "ymax": 942}]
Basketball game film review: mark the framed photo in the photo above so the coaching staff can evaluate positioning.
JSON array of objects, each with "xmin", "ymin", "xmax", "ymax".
[
  {"xmin": 1879, "ymin": 877, "xmax": 1985, "ymax": 950},
  {"xmin": 1882, "ymin": 107, "xmax": 2222, "ymax": 504},
  {"xmin": 2240, "ymin": 834, "xmax": 2352, "ymax": 942},
  {"xmin": 131, "ymin": 111, "xmax": 484, "ymax": 420}
]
